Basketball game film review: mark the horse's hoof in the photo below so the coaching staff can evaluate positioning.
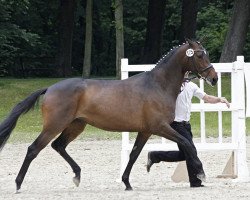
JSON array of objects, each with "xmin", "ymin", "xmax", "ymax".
[
  {"xmin": 197, "ymin": 173, "xmax": 206, "ymax": 182},
  {"xmin": 73, "ymin": 176, "xmax": 80, "ymax": 187},
  {"xmin": 15, "ymin": 185, "xmax": 21, "ymax": 194},
  {"xmin": 15, "ymin": 189, "xmax": 21, "ymax": 194},
  {"xmin": 125, "ymin": 187, "xmax": 133, "ymax": 191}
]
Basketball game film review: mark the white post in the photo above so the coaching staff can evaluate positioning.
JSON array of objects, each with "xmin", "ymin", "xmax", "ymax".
[
  {"xmin": 231, "ymin": 58, "xmax": 239, "ymax": 178},
  {"xmin": 121, "ymin": 58, "xmax": 129, "ymax": 80},
  {"xmin": 217, "ymin": 72, "xmax": 223, "ymax": 143},
  {"xmin": 119, "ymin": 58, "xmax": 130, "ymax": 180},
  {"xmin": 199, "ymin": 79, "xmax": 206, "ymax": 143},
  {"xmin": 233, "ymin": 56, "xmax": 250, "ymax": 181},
  {"xmin": 119, "ymin": 132, "xmax": 130, "ymax": 180},
  {"xmin": 244, "ymin": 63, "xmax": 250, "ymax": 117},
  {"xmin": 231, "ymin": 61, "xmax": 238, "ymax": 144}
]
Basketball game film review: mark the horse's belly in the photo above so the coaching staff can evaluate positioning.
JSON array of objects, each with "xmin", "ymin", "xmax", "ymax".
[{"xmin": 79, "ymin": 110, "xmax": 143, "ymax": 132}]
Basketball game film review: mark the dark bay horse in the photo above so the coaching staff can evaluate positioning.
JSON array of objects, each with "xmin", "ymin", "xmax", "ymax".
[{"xmin": 0, "ymin": 39, "xmax": 217, "ymax": 192}]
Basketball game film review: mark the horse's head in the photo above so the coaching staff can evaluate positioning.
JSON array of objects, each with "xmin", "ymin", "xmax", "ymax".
[{"xmin": 183, "ymin": 39, "xmax": 218, "ymax": 86}]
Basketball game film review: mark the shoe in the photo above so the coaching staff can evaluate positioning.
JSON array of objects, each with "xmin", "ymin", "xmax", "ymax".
[
  {"xmin": 146, "ymin": 152, "xmax": 154, "ymax": 172},
  {"xmin": 190, "ymin": 183, "xmax": 204, "ymax": 188}
]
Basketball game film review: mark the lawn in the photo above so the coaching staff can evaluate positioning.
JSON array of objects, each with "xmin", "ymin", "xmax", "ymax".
[{"xmin": 0, "ymin": 77, "xmax": 249, "ymax": 143}]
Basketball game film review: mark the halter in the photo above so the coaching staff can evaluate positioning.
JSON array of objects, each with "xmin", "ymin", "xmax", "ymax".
[{"xmin": 186, "ymin": 48, "xmax": 214, "ymax": 81}]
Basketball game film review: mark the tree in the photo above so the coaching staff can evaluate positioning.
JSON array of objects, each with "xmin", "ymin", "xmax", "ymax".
[
  {"xmin": 56, "ymin": 0, "xmax": 76, "ymax": 77},
  {"xmin": 114, "ymin": 0, "xmax": 124, "ymax": 79},
  {"xmin": 82, "ymin": 0, "xmax": 93, "ymax": 78},
  {"xmin": 179, "ymin": 0, "xmax": 198, "ymax": 42},
  {"xmin": 220, "ymin": 0, "xmax": 250, "ymax": 62},
  {"xmin": 141, "ymin": 0, "xmax": 167, "ymax": 64},
  {"xmin": 196, "ymin": 2, "xmax": 231, "ymax": 62}
]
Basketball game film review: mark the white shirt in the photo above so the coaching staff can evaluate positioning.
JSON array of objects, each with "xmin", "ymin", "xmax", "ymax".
[{"xmin": 174, "ymin": 81, "xmax": 206, "ymax": 122}]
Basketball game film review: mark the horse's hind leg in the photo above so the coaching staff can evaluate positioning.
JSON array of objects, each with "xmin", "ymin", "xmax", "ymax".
[
  {"xmin": 51, "ymin": 118, "xmax": 86, "ymax": 187},
  {"xmin": 15, "ymin": 129, "xmax": 60, "ymax": 193},
  {"xmin": 122, "ymin": 132, "xmax": 151, "ymax": 191}
]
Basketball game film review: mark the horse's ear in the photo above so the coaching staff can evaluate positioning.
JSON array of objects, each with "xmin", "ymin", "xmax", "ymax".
[{"xmin": 185, "ymin": 38, "xmax": 194, "ymax": 46}]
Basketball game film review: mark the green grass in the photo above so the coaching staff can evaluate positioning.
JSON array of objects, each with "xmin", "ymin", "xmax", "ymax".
[{"xmin": 0, "ymin": 77, "xmax": 249, "ymax": 143}]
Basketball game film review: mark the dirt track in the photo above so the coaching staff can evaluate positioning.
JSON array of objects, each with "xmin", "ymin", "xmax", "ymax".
[{"xmin": 0, "ymin": 138, "xmax": 250, "ymax": 200}]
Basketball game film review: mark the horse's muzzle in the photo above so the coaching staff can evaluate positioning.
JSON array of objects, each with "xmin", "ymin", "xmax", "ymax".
[{"xmin": 206, "ymin": 76, "xmax": 218, "ymax": 86}]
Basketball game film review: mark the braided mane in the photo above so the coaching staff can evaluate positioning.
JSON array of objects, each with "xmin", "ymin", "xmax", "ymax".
[{"xmin": 155, "ymin": 43, "xmax": 186, "ymax": 67}]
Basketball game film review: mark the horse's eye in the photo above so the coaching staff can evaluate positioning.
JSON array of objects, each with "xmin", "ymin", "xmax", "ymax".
[{"xmin": 196, "ymin": 51, "xmax": 203, "ymax": 58}]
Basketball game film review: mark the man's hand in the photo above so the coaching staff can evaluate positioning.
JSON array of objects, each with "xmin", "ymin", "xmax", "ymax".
[{"xmin": 219, "ymin": 97, "xmax": 230, "ymax": 108}]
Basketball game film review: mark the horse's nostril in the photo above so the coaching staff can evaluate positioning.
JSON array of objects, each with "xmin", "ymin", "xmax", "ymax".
[{"xmin": 212, "ymin": 77, "xmax": 218, "ymax": 85}]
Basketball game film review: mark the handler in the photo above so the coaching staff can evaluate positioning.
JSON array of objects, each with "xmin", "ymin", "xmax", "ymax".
[{"xmin": 146, "ymin": 76, "xmax": 230, "ymax": 187}]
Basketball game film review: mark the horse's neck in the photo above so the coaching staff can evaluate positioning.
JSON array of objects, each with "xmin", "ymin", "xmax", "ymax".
[{"xmin": 152, "ymin": 57, "xmax": 185, "ymax": 98}]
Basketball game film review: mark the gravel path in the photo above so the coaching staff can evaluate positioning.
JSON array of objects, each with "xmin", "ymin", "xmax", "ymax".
[{"xmin": 0, "ymin": 137, "xmax": 250, "ymax": 200}]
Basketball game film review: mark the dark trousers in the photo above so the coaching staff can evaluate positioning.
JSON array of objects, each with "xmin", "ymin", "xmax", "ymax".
[{"xmin": 150, "ymin": 121, "xmax": 202, "ymax": 186}]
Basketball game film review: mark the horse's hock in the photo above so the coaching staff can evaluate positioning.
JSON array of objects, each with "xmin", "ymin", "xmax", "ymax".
[{"xmin": 120, "ymin": 56, "xmax": 250, "ymax": 182}]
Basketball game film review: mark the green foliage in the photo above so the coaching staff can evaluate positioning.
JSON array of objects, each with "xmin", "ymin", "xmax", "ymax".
[
  {"xmin": 196, "ymin": 3, "xmax": 232, "ymax": 62},
  {"xmin": 163, "ymin": 0, "xmax": 182, "ymax": 48},
  {"xmin": 123, "ymin": 1, "xmax": 148, "ymax": 64},
  {"xmin": 0, "ymin": 0, "xmax": 250, "ymax": 77},
  {"xmin": 0, "ymin": 0, "xmax": 58, "ymax": 76},
  {"xmin": 0, "ymin": 1, "xmax": 39, "ymax": 69}
]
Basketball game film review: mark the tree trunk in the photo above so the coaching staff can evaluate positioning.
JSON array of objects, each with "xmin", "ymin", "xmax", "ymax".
[
  {"xmin": 220, "ymin": 0, "xmax": 250, "ymax": 62},
  {"xmin": 179, "ymin": 0, "xmax": 198, "ymax": 43},
  {"xmin": 82, "ymin": 0, "xmax": 93, "ymax": 78},
  {"xmin": 91, "ymin": 2, "xmax": 104, "ymax": 76},
  {"xmin": 56, "ymin": 0, "xmax": 76, "ymax": 77},
  {"xmin": 114, "ymin": 0, "xmax": 124, "ymax": 79},
  {"xmin": 141, "ymin": 0, "xmax": 167, "ymax": 64}
]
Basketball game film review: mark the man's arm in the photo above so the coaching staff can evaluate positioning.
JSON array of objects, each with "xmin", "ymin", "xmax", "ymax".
[{"xmin": 202, "ymin": 95, "xmax": 230, "ymax": 108}]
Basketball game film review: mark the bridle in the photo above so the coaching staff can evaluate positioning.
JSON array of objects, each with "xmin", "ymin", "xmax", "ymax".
[{"xmin": 186, "ymin": 48, "xmax": 214, "ymax": 81}]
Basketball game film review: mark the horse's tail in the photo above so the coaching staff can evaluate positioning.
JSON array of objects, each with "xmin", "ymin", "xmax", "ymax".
[{"xmin": 0, "ymin": 88, "xmax": 47, "ymax": 151}]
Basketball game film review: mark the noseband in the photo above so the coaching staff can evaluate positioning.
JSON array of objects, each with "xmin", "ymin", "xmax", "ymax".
[{"xmin": 186, "ymin": 48, "xmax": 214, "ymax": 80}]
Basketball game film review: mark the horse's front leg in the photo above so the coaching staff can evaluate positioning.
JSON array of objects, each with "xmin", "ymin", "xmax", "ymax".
[
  {"xmin": 122, "ymin": 132, "xmax": 151, "ymax": 191},
  {"xmin": 155, "ymin": 123, "xmax": 206, "ymax": 182}
]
